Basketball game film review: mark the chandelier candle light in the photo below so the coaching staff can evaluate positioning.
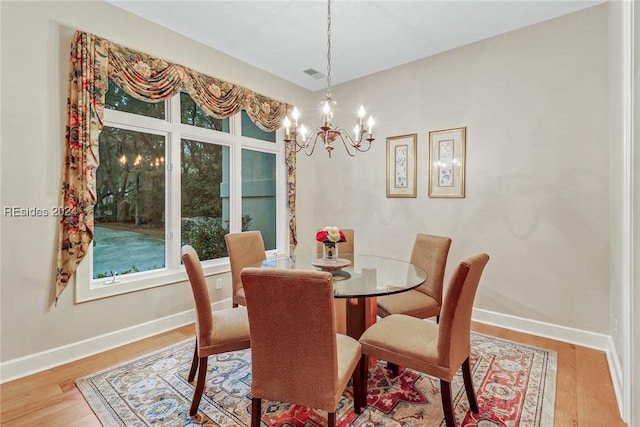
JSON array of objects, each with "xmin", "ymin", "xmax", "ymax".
[
  {"xmin": 316, "ymin": 226, "xmax": 347, "ymax": 262},
  {"xmin": 283, "ymin": 0, "xmax": 375, "ymax": 157}
]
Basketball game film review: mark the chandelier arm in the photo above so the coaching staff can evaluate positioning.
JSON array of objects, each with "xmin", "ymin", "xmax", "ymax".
[
  {"xmin": 289, "ymin": 136, "xmax": 315, "ymax": 156},
  {"xmin": 337, "ymin": 134, "xmax": 358, "ymax": 157},
  {"xmin": 352, "ymin": 141, "xmax": 374, "ymax": 153},
  {"xmin": 335, "ymin": 127, "xmax": 373, "ymax": 154},
  {"xmin": 292, "ymin": 136, "xmax": 314, "ymax": 155},
  {"xmin": 304, "ymin": 133, "xmax": 322, "ymax": 156},
  {"xmin": 335, "ymin": 126, "xmax": 363, "ymax": 145},
  {"xmin": 331, "ymin": 126, "xmax": 356, "ymax": 146},
  {"xmin": 287, "ymin": 136, "xmax": 301, "ymax": 151},
  {"xmin": 293, "ymin": 137, "xmax": 307, "ymax": 151},
  {"xmin": 286, "ymin": 131, "xmax": 306, "ymax": 152},
  {"xmin": 292, "ymin": 141, "xmax": 305, "ymax": 153}
]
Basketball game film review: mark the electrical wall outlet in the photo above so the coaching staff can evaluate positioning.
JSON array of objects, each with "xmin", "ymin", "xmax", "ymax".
[
  {"xmin": 215, "ymin": 278, "xmax": 223, "ymax": 290},
  {"xmin": 613, "ymin": 317, "xmax": 618, "ymax": 337}
]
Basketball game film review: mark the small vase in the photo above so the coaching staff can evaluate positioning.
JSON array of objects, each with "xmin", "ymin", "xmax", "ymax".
[{"xmin": 323, "ymin": 242, "xmax": 339, "ymax": 262}]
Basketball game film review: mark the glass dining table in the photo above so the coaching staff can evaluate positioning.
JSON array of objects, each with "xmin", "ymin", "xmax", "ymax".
[{"xmin": 252, "ymin": 253, "xmax": 428, "ymax": 339}]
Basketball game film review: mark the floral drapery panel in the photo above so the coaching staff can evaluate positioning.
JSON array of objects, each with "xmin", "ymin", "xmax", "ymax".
[
  {"xmin": 56, "ymin": 30, "xmax": 296, "ymax": 301},
  {"xmin": 56, "ymin": 32, "xmax": 108, "ymax": 301},
  {"xmin": 286, "ymin": 142, "xmax": 298, "ymax": 254}
]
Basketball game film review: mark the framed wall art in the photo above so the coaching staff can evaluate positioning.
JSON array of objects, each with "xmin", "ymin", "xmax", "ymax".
[
  {"xmin": 428, "ymin": 127, "xmax": 466, "ymax": 198},
  {"xmin": 386, "ymin": 134, "xmax": 417, "ymax": 198}
]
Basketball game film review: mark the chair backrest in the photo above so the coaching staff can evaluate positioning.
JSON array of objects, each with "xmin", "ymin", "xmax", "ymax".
[
  {"xmin": 240, "ymin": 267, "xmax": 339, "ymax": 412},
  {"xmin": 316, "ymin": 228, "xmax": 355, "ymax": 256},
  {"xmin": 437, "ymin": 253, "xmax": 490, "ymax": 372},
  {"xmin": 181, "ymin": 245, "xmax": 214, "ymax": 349},
  {"xmin": 225, "ymin": 231, "xmax": 266, "ymax": 296},
  {"xmin": 411, "ymin": 234, "xmax": 452, "ymax": 304}
]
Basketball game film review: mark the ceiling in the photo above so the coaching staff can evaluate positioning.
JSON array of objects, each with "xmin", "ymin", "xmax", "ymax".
[{"xmin": 107, "ymin": 0, "xmax": 605, "ymax": 92}]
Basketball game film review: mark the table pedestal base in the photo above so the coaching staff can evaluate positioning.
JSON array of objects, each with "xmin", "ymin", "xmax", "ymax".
[{"xmin": 345, "ymin": 297, "xmax": 378, "ymax": 367}]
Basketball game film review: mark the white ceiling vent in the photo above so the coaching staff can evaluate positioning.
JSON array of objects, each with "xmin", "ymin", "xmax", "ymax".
[{"xmin": 303, "ymin": 68, "xmax": 326, "ymax": 80}]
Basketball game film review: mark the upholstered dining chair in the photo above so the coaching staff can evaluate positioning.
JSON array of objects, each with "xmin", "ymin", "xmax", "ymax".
[
  {"xmin": 224, "ymin": 230, "xmax": 266, "ymax": 307},
  {"xmin": 316, "ymin": 228, "xmax": 355, "ymax": 256},
  {"xmin": 240, "ymin": 267, "xmax": 366, "ymax": 427},
  {"xmin": 377, "ymin": 233, "xmax": 452, "ymax": 321},
  {"xmin": 181, "ymin": 245, "xmax": 251, "ymax": 416},
  {"xmin": 359, "ymin": 253, "xmax": 490, "ymax": 427}
]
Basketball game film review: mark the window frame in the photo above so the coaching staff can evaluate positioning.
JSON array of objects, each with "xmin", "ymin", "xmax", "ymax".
[{"xmin": 75, "ymin": 93, "xmax": 287, "ymax": 303}]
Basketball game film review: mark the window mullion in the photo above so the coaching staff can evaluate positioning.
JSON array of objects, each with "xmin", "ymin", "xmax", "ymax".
[
  {"xmin": 168, "ymin": 95, "xmax": 182, "ymax": 270},
  {"xmin": 229, "ymin": 113, "xmax": 243, "ymax": 233}
]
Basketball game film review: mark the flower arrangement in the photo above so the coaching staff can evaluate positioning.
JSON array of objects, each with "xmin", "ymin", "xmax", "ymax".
[{"xmin": 315, "ymin": 226, "xmax": 347, "ymax": 245}]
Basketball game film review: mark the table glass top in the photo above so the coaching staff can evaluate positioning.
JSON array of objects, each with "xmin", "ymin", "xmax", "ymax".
[{"xmin": 253, "ymin": 254, "xmax": 427, "ymax": 298}]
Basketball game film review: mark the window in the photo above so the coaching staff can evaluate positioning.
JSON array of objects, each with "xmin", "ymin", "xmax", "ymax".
[
  {"xmin": 240, "ymin": 110, "xmax": 275, "ymax": 142},
  {"xmin": 241, "ymin": 149, "xmax": 276, "ymax": 249},
  {"xmin": 180, "ymin": 92, "xmax": 229, "ymax": 132},
  {"xmin": 77, "ymin": 80, "xmax": 285, "ymax": 301},
  {"xmin": 180, "ymin": 139, "xmax": 229, "ymax": 261},
  {"xmin": 94, "ymin": 127, "xmax": 166, "ymax": 277}
]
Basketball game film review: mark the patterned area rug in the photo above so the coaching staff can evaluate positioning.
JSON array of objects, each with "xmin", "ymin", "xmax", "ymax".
[{"xmin": 77, "ymin": 333, "xmax": 556, "ymax": 426}]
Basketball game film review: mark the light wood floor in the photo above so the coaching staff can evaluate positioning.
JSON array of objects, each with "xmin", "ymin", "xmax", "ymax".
[{"xmin": 0, "ymin": 322, "xmax": 626, "ymax": 426}]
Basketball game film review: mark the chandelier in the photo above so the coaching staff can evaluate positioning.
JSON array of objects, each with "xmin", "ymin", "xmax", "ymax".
[{"xmin": 283, "ymin": 0, "xmax": 375, "ymax": 158}]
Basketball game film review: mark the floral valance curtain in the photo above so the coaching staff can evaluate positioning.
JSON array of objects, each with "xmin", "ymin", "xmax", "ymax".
[
  {"xmin": 56, "ymin": 30, "xmax": 297, "ymax": 301},
  {"xmin": 107, "ymin": 42, "xmax": 290, "ymax": 131}
]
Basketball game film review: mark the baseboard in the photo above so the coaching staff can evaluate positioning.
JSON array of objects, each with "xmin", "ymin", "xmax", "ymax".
[
  {"xmin": 473, "ymin": 308, "xmax": 625, "ymax": 421},
  {"xmin": 604, "ymin": 336, "xmax": 625, "ymax": 424},
  {"xmin": 0, "ymin": 299, "xmax": 231, "ymax": 384},
  {"xmin": 472, "ymin": 308, "xmax": 611, "ymax": 351}
]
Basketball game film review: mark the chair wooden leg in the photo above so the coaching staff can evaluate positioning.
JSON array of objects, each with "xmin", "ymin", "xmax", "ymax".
[
  {"xmin": 361, "ymin": 355, "xmax": 369, "ymax": 411},
  {"xmin": 189, "ymin": 357, "xmax": 208, "ymax": 416},
  {"xmin": 386, "ymin": 361, "xmax": 401, "ymax": 376},
  {"xmin": 462, "ymin": 357, "xmax": 479, "ymax": 413},
  {"xmin": 187, "ymin": 340, "xmax": 199, "ymax": 382},
  {"xmin": 441, "ymin": 380, "xmax": 456, "ymax": 427},
  {"xmin": 352, "ymin": 355, "xmax": 367, "ymax": 413},
  {"xmin": 251, "ymin": 398, "xmax": 262, "ymax": 427},
  {"xmin": 327, "ymin": 411, "xmax": 336, "ymax": 427},
  {"xmin": 352, "ymin": 357, "xmax": 362, "ymax": 414}
]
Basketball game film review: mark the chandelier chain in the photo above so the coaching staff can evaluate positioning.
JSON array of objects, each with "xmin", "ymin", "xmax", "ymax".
[{"xmin": 326, "ymin": 0, "xmax": 332, "ymax": 97}]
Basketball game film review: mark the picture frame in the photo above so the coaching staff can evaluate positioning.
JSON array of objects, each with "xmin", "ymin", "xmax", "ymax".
[
  {"xmin": 386, "ymin": 134, "xmax": 417, "ymax": 198},
  {"xmin": 428, "ymin": 127, "xmax": 466, "ymax": 198}
]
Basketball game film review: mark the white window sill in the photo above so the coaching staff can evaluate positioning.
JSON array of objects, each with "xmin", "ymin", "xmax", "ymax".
[{"xmin": 75, "ymin": 258, "xmax": 231, "ymax": 303}]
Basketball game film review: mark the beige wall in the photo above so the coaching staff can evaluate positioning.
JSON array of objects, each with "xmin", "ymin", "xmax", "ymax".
[
  {"xmin": 0, "ymin": 1, "xmax": 308, "ymax": 362},
  {"xmin": 299, "ymin": 5, "xmax": 610, "ymax": 332}
]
